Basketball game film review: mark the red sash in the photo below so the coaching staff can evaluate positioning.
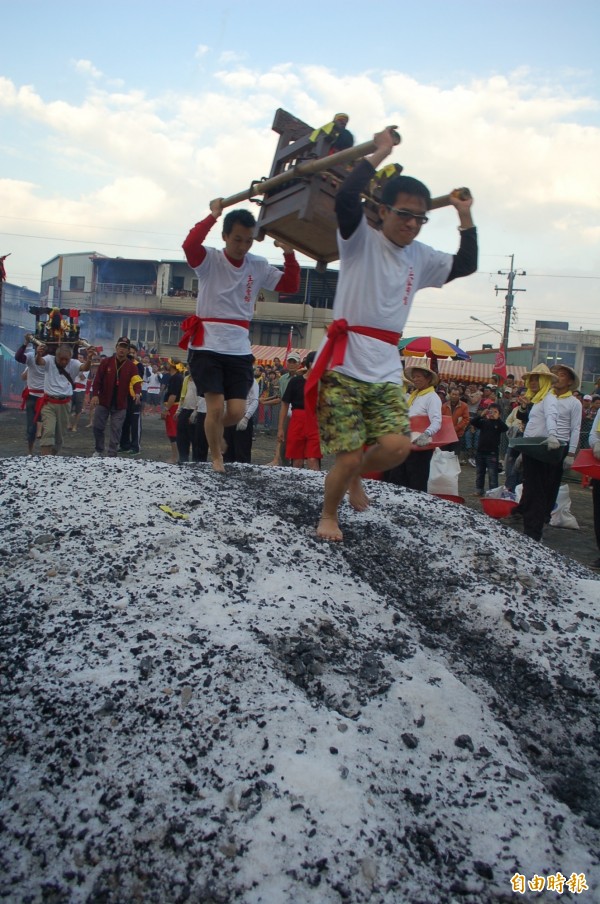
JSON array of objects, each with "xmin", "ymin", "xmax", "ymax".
[
  {"xmin": 179, "ymin": 315, "xmax": 251, "ymax": 351},
  {"xmin": 21, "ymin": 388, "xmax": 44, "ymax": 410},
  {"xmin": 34, "ymin": 394, "xmax": 71, "ymax": 423},
  {"xmin": 304, "ymin": 319, "xmax": 401, "ymax": 421}
]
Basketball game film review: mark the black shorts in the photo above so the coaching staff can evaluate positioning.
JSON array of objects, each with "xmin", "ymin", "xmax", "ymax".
[{"xmin": 188, "ymin": 350, "xmax": 253, "ymax": 401}]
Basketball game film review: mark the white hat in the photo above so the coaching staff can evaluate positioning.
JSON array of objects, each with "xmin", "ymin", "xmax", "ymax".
[{"xmin": 404, "ymin": 363, "xmax": 439, "ymax": 387}]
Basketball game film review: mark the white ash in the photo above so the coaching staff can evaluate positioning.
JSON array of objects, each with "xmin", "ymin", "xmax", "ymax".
[{"xmin": 1, "ymin": 457, "xmax": 599, "ymax": 903}]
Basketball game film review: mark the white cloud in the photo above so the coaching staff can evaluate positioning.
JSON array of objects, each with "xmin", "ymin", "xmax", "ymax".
[
  {"xmin": 218, "ymin": 50, "xmax": 245, "ymax": 65},
  {"xmin": 195, "ymin": 44, "xmax": 210, "ymax": 59},
  {"xmin": 1, "ymin": 63, "xmax": 599, "ymax": 333},
  {"xmin": 72, "ymin": 59, "xmax": 103, "ymax": 79}
]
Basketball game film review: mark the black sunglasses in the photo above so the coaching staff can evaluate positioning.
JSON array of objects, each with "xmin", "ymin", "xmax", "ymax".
[{"xmin": 387, "ymin": 206, "xmax": 429, "ymax": 226}]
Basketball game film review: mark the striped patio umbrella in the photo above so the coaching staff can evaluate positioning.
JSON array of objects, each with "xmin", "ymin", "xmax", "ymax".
[{"xmin": 398, "ymin": 336, "xmax": 471, "ymax": 361}]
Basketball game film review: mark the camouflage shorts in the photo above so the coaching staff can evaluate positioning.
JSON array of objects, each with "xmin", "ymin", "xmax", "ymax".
[{"xmin": 317, "ymin": 370, "xmax": 410, "ymax": 454}]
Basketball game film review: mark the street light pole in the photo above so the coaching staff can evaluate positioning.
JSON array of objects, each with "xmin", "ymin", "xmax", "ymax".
[
  {"xmin": 470, "ymin": 315, "xmax": 529, "ymax": 351},
  {"xmin": 470, "ymin": 315, "xmax": 501, "ymax": 339}
]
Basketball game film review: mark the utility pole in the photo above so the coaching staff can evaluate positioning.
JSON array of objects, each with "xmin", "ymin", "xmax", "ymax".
[{"xmin": 495, "ymin": 255, "xmax": 526, "ymax": 352}]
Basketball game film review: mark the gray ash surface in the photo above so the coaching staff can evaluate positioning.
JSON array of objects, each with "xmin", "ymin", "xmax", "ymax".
[{"xmin": 1, "ymin": 457, "xmax": 599, "ymax": 903}]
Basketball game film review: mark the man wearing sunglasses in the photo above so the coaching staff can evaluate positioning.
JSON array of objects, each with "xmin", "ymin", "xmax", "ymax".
[{"xmin": 307, "ymin": 125, "xmax": 477, "ymax": 541}]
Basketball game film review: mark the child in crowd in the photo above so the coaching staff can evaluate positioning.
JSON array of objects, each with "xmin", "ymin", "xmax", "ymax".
[{"xmin": 471, "ymin": 403, "xmax": 508, "ymax": 496}]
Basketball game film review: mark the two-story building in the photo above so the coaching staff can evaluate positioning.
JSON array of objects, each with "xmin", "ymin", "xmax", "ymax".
[
  {"xmin": 533, "ymin": 322, "xmax": 600, "ymax": 394},
  {"xmin": 0, "ymin": 281, "xmax": 41, "ymax": 405},
  {"xmin": 39, "ymin": 252, "xmax": 338, "ymax": 359}
]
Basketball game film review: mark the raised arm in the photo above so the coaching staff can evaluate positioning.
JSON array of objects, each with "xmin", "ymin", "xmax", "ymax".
[
  {"xmin": 446, "ymin": 191, "xmax": 477, "ymax": 282},
  {"xmin": 273, "ymin": 240, "xmax": 300, "ymax": 293},
  {"xmin": 335, "ymin": 126, "xmax": 398, "ymax": 239},
  {"xmin": 182, "ymin": 198, "xmax": 223, "ymax": 268}
]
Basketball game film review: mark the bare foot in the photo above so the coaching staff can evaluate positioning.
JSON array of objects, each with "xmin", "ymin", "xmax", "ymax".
[
  {"xmin": 264, "ymin": 459, "xmax": 281, "ymax": 467},
  {"xmin": 348, "ymin": 477, "xmax": 370, "ymax": 512},
  {"xmin": 316, "ymin": 516, "xmax": 343, "ymax": 542},
  {"xmin": 211, "ymin": 457, "xmax": 226, "ymax": 474}
]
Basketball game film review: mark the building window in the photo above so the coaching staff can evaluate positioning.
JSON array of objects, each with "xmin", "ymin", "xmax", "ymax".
[
  {"xmin": 542, "ymin": 348, "xmax": 576, "ymax": 368},
  {"xmin": 252, "ymin": 322, "xmax": 304, "ymax": 347},
  {"xmin": 159, "ymin": 320, "xmax": 184, "ymax": 345},
  {"xmin": 121, "ymin": 317, "xmax": 155, "ymax": 346},
  {"xmin": 69, "ymin": 276, "xmax": 85, "ymax": 291},
  {"xmin": 582, "ymin": 347, "xmax": 600, "ymax": 383}
]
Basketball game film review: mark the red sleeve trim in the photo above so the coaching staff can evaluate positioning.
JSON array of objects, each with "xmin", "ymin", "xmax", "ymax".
[
  {"xmin": 182, "ymin": 215, "xmax": 218, "ymax": 268},
  {"xmin": 275, "ymin": 253, "xmax": 300, "ymax": 293}
]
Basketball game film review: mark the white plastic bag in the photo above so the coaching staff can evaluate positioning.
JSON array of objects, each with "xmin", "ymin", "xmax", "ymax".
[
  {"xmin": 550, "ymin": 484, "xmax": 580, "ymax": 530},
  {"xmin": 484, "ymin": 486, "xmax": 517, "ymax": 501},
  {"xmin": 427, "ymin": 449, "xmax": 461, "ymax": 496}
]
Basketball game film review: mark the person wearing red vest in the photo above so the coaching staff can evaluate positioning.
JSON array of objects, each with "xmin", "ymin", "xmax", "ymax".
[
  {"xmin": 90, "ymin": 339, "xmax": 142, "ymax": 457},
  {"xmin": 306, "ymin": 126, "xmax": 477, "ymax": 541}
]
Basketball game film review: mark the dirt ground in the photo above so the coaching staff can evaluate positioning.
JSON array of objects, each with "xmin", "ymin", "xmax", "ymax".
[{"xmin": 1, "ymin": 402, "xmax": 598, "ymax": 571}]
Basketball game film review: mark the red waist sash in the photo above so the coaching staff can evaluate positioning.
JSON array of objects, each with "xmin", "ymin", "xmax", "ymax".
[
  {"xmin": 304, "ymin": 319, "xmax": 401, "ymax": 421},
  {"xmin": 34, "ymin": 394, "xmax": 71, "ymax": 422},
  {"xmin": 20, "ymin": 387, "xmax": 44, "ymax": 409},
  {"xmin": 179, "ymin": 315, "xmax": 251, "ymax": 351}
]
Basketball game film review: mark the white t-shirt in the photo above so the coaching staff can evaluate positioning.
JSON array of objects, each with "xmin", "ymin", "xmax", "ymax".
[
  {"xmin": 24, "ymin": 348, "xmax": 46, "ymax": 392},
  {"xmin": 190, "ymin": 248, "xmax": 283, "ymax": 356},
  {"xmin": 42, "ymin": 355, "xmax": 82, "ymax": 397},
  {"xmin": 524, "ymin": 393, "xmax": 558, "ymax": 438},
  {"xmin": 409, "ymin": 390, "xmax": 443, "ymax": 436},
  {"xmin": 314, "ymin": 217, "xmax": 453, "ymax": 383},
  {"xmin": 555, "ymin": 394, "xmax": 582, "ymax": 453},
  {"xmin": 147, "ymin": 372, "xmax": 162, "ymax": 394}
]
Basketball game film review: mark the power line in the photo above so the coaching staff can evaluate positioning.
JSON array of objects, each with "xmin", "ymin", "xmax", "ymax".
[
  {"xmin": 1, "ymin": 232, "xmax": 183, "ymax": 253},
  {"xmin": 525, "ymin": 273, "xmax": 600, "ymax": 280},
  {"xmin": 0, "ymin": 215, "xmax": 182, "ymax": 238}
]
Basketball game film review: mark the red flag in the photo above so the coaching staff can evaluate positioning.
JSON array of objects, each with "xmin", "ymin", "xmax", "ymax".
[
  {"xmin": 283, "ymin": 326, "xmax": 293, "ymax": 364},
  {"xmin": 492, "ymin": 345, "xmax": 507, "ymax": 384}
]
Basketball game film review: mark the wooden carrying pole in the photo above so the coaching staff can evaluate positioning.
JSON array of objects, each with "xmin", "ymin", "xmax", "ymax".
[
  {"xmin": 215, "ymin": 132, "xmax": 470, "ymax": 213},
  {"xmin": 216, "ymin": 135, "xmax": 401, "ymax": 208}
]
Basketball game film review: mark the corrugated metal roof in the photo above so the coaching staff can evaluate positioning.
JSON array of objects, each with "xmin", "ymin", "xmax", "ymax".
[
  {"xmin": 251, "ymin": 348, "xmax": 527, "ymax": 381},
  {"xmin": 252, "ymin": 345, "xmax": 311, "ymax": 362},
  {"xmin": 404, "ymin": 356, "xmax": 527, "ymax": 381},
  {"xmin": 435, "ymin": 359, "xmax": 527, "ymax": 382}
]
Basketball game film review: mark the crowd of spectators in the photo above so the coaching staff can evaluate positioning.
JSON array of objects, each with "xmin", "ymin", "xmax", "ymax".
[
  {"xmin": 12, "ymin": 334, "xmax": 600, "ymax": 564},
  {"xmin": 435, "ymin": 373, "xmax": 600, "ymax": 463},
  {"xmin": 16, "ymin": 334, "xmax": 600, "ymax": 467}
]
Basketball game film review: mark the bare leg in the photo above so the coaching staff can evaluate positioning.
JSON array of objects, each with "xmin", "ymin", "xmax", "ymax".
[
  {"xmin": 317, "ymin": 450, "xmax": 363, "ymax": 542},
  {"xmin": 204, "ymin": 393, "xmax": 227, "ymax": 472},
  {"xmin": 265, "ymin": 439, "xmax": 283, "ymax": 467},
  {"xmin": 317, "ymin": 434, "xmax": 411, "ymax": 542},
  {"xmin": 204, "ymin": 394, "xmax": 245, "ymax": 473},
  {"xmin": 348, "ymin": 475, "xmax": 370, "ymax": 512}
]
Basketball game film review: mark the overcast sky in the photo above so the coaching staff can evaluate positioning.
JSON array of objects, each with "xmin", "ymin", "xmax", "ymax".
[{"xmin": 1, "ymin": 0, "xmax": 599, "ymax": 348}]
